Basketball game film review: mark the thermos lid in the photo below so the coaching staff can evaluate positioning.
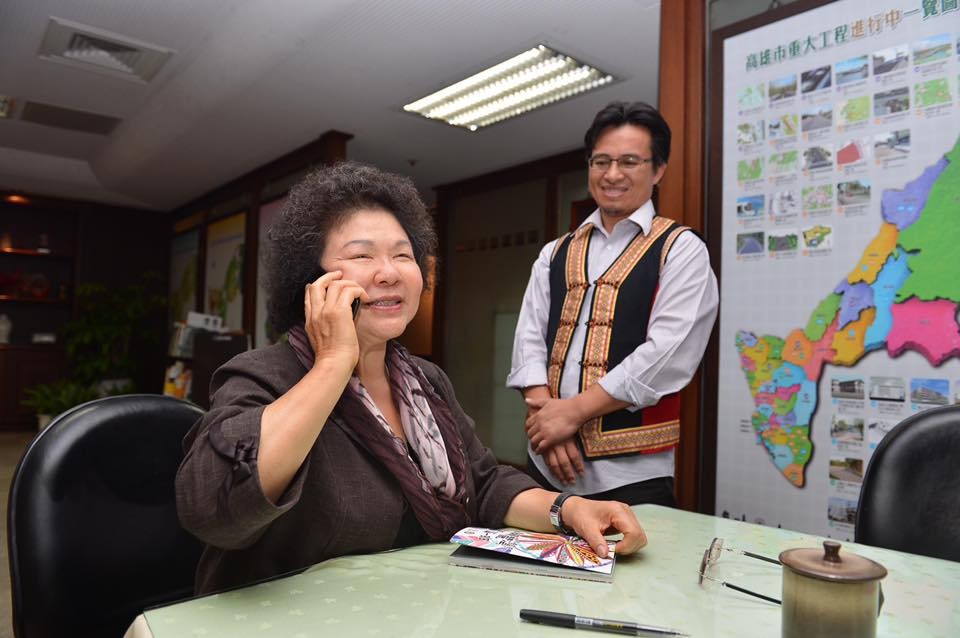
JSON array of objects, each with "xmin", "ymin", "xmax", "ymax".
[{"xmin": 779, "ymin": 540, "xmax": 887, "ymax": 583}]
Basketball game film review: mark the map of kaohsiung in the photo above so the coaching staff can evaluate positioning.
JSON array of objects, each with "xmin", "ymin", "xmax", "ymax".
[{"xmin": 736, "ymin": 136, "xmax": 960, "ymax": 487}]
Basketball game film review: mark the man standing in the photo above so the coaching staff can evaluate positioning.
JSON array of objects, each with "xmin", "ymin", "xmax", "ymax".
[{"xmin": 507, "ymin": 101, "xmax": 718, "ymax": 507}]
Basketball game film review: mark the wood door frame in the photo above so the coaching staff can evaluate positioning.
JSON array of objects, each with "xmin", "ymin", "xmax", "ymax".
[{"xmin": 658, "ymin": 0, "xmax": 707, "ymax": 512}]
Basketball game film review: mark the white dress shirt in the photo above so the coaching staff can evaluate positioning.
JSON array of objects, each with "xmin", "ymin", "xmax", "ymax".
[{"xmin": 506, "ymin": 200, "xmax": 719, "ymax": 494}]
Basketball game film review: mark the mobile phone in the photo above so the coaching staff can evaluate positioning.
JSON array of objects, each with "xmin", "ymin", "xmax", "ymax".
[{"xmin": 314, "ymin": 269, "xmax": 361, "ymax": 319}]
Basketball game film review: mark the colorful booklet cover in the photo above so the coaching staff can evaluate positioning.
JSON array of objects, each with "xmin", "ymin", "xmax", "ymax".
[{"xmin": 448, "ymin": 527, "xmax": 616, "ymax": 583}]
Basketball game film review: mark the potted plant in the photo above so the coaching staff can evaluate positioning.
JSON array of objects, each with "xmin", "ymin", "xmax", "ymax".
[
  {"xmin": 62, "ymin": 272, "xmax": 167, "ymax": 388},
  {"xmin": 22, "ymin": 380, "xmax": 99, "ymax": 429},
  {"xmin": 21, "ymin": 272, "xmax": 166, "ymax": 429}
]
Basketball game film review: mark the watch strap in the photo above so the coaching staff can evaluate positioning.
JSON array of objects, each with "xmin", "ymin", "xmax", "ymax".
[{"xmin": 549, "ymin": 492, "xmax": 576, "ymax": 535}]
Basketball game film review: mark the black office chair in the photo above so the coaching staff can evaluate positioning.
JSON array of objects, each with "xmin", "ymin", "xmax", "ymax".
[
  {"xmin": 855, "ymin": 404, "xmax": 960, "ymax": 562},
  {"xmin": 7, "ymin": 394, "xmax": 205, "ymax": 638}
]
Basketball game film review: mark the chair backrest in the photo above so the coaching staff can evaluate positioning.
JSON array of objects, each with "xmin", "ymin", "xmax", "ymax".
[
  {"xmin": 855, "ymin": 404, "xmax": 960, "ymax": 562},
  {"xmin": 7, "ymin": 394, "xmax": 205, "ymax": 638}
]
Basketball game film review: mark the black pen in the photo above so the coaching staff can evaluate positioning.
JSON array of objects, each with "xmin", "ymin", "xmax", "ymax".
[{"xmin": 519, "ymin": 609, "xmax": 688, "ymax": 636}]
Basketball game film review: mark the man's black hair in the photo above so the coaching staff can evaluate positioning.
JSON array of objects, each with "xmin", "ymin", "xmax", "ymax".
[{"xmin": 584, "ymin": 101, "xmax": 671, "ymax": 170}]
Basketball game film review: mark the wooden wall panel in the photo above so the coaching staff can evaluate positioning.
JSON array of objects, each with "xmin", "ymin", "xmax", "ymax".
[{"xmin": 659, "ymin": 0, "xmax": 708, "ymax": 512}]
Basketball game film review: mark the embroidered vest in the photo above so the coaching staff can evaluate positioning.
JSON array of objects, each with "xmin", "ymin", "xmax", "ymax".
[{"xmin": 545, "ymin": 217, "xmax": 690, "ymax": 459}]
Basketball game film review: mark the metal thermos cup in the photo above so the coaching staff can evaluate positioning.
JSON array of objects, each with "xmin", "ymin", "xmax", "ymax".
[{"xmin": 780, "ymin": 540, "xmax": 886, "ymax": 638}]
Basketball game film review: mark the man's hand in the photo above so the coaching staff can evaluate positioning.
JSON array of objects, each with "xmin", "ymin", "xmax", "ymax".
[
  {"xmin": 525, "ymin": 396, "xmax": 585, "ymax": 452},
  {"xmin": 542, "ymin": 438, "xmax": 584, "ymax": 485},
  {"xmin": 522, "ymin": 385, "xmax": 551, "ymax": 422},
  {"xmin": 560, "ymin": 497, "xmax": 647, "ymax": 558}
]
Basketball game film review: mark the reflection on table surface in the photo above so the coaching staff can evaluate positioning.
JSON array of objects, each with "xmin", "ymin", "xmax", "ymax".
[{"xmin": 134, "ymin": 505, "xmax": 960, "ymax": 638}]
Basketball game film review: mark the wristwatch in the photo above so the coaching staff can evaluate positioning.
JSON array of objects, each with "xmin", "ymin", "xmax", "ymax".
[{"xmin": 549, "ymin": 492, "xmax": 576, "ymax": 535}]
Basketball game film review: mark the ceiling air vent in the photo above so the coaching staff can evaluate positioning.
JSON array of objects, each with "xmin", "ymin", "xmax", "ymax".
[
  {"xmin": 20, "ymin": 100, "xmax": 120, "ymax": 135},
  {"xmin": 38, "ymin": 17, "xmax": 174, "ymax": 82}
]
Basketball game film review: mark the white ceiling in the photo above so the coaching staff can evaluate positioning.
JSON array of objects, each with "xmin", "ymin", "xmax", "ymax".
[{"xmin": 0, "ymin": 0, "xmax": 661, "ymax": 211}]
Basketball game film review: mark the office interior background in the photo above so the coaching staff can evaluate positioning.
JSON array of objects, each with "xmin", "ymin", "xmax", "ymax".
[{"xmin": 0, "ymin": 0, "xmax": 766, "ymax": 484}]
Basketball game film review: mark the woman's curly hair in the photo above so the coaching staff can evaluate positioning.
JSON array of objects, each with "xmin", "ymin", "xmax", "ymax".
[{"xmin": 264, "ymin": 161, "xmax": 436, "ymax": 335}]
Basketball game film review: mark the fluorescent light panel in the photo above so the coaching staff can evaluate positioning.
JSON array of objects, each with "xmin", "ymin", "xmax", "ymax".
[{"xmin": 404, "ymin": 45, "xmax": 614, "ymax": 131}]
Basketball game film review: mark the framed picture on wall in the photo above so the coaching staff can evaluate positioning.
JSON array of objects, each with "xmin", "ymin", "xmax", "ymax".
[
  {"xmin": 204, "ymin": 212, "xmax": 246, "ymax": 331},
  {"xmin": 168, "ymin": 229, "xmax": 199, "ymax": 325}
]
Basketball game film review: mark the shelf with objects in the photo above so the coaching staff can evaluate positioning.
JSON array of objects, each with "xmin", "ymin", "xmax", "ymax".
[
  {"xmin": 2, "ymin": 191, "xmax": 170, "ymax": 429},
  {"xmin": 0, "ymin": 209, "xmax": 76, "ymax": 347},
  {"xmin": 164, "ymin": 312, "xmax": 250, "ymax": 409},
  {"xmin": 0, "ymin": 197, "xmax": 77, "ymax": 427}
]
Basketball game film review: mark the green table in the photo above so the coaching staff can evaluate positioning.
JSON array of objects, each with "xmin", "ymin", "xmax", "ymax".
[{"xmin": 128, "ymin": 505, "xmax": 960, "ymax": 637}]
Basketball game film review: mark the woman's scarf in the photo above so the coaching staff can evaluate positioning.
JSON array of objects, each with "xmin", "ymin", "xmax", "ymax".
[{"xmin": 287, "ymin": 326, "xmax": 470, "ymax": 540}]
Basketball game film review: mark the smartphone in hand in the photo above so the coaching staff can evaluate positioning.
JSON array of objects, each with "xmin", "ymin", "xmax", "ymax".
[{"xmin": 314, "ymin": 269, "xmax": 361, "ymax": 319}]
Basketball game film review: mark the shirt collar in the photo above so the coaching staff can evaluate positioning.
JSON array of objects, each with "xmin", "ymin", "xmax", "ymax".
[{"xmin": 579, "ymin": 199, "xmax": 657, "ymax": 237}]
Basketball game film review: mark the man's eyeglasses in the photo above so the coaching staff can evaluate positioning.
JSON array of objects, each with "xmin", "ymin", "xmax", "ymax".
[
  {"xmin": 697, "ymin": 537, "xmax": 781, "ymax": 605},
  {"xmin": 587, "ymin": 154, "xmax": 654, "ymax": 172}
]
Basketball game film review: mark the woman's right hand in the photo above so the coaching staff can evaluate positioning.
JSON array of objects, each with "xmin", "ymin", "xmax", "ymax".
[{"xmin": 304, "ymin": 270, "xmax": 368, "ymax": 369}]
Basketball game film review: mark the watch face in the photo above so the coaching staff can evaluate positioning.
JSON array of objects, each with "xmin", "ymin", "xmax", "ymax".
[{"xmin": 550, "ymin": 504, "xmax": 562, "ymax": 530}]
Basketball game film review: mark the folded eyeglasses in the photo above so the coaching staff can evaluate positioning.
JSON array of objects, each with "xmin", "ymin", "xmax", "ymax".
[{"xmin": 697, "ymin": 537, "xmax": 781, "ymax": 605}]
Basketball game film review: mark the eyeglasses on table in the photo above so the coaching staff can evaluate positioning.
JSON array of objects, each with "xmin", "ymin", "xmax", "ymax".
[{"xmin": 697, "ymin": 537, "xmax": 781, "ymax": 605}]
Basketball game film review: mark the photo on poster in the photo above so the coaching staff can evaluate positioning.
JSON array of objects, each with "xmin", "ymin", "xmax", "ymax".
[
  {"xmin": 868, "ymin": 376, "xmax": 905, "ymax": 402},
  {"xmin": 767, "ymin": 114, "xmax": 798, "ymax": 139},
  {"xmin": 802, "ymin": 184, "xmax": 833, "ymax": 211},
  {"xmin": 867, "ymin": 418, "xmax": 899, "ymax": 448},
  {"xmin": 803, "ymin": 145, "xmax": 833, "ymax": 171},
  {"xmin": 837, "ymin": 95, "xmax": 870, "ymax": 126},
  {"xmin": 873, "ymin": 129, "xmax": 910, "ymax": 160},
  {"xmin": 736, "ymin": 231, "xmax": 765, "ymax": 256},
  {"xmin": 827, "ymin": 497, "xmax": 858, "ymax": 525},
  {"xmin": 915, "ymin": 78, "xmax": 951, "ymax": 108},
  {"xmin": 872, "ymin": 44, "xmax": 909, "ymax": 75},
  {"xmin": 831, "ymin": 414, "xmax": 864, "ymax": 443},
  {"xmin": 835, "ymin": 55, "xmax": 869, "ymax": 85},
  {"xmin": 801, "ymin": 224, "xmax": 832, "ymax": 249},
  {"xmin": 801, "ymin": 105, "xmax": 832, "ymax": 132},
  {"xmin": 768, "ymin": 150, "xmax": 798, "ymax": 175},
  {"xmin": 837, "ymin": 179, "xmax": 870, "ymax": 206},
  {"xmin": 738, "ymin": 83, "xmax": 766, "ymax": 110},
  {"xmin": 874, "ymin": 87, "xmax": 910, "ymax": 116},
  {"xmin": 736, "ymin": 194, "xmax": 765, "ymax": 220},
  {"xmin": 737, "ymin": 120, "xmax": 765, "ymax": 148},
  {"xmin": 829, "ymin": 457, "xmax": 863, "ymax": 484},
  {"xmin": 910, "ymin": 377, "xmax": 950, "ymax": 406},
  {"xmin": 831, "ymin": 375, "xmax": 864, "ymax": 400},
  {"xmin": 911, "ymin": 33, "xmax": 951, "ymax": 66},
  {"xmin": 769, "ymin": 74, "xmax": 797, "ymax": 104},
  {"xmin": 836, "ymin": 138, "xmax": 870, "ymax": 167},
  {"xmin": 770, "ymin": 189, "xmax": 798, "ymax": 217},
  {"xmin": 767, "ymin": 229, "xmax": 798, "ymax": 253},
  {"xmin": 738, "ymin": 156, "xmax": 764, "ymax": 181},
  {"xmin": 801, "ymin": 65, "xmax": 832, "ymax": 93}
]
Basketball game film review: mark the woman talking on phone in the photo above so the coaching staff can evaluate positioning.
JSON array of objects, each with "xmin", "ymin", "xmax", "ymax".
[{"xmin": 176, "ymin": 162, "xmax": 647, "ymax": 594}]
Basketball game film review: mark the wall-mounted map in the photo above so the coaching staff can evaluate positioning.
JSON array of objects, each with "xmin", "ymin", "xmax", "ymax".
[{"xmin": 716, "ymin": 0, "xmax": 959, "ymax": 539}]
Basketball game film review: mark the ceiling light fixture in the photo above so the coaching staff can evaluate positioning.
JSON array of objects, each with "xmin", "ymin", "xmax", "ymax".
[{"xmin": 403, "ymin": 45, "xmax": 615, "ymax": 131}]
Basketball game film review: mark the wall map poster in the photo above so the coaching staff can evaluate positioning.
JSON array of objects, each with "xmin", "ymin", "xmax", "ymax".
[
  {"xmin": 716, "ymin": 0, "xmax": 959, "ymax": 539},
  {"xmin": 168, "ymin": 229, "xmax": 199, "ymax": 324},
  {"xmin": 205, "ymin": 212, "xmax": 246, "ymax": 331}
]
